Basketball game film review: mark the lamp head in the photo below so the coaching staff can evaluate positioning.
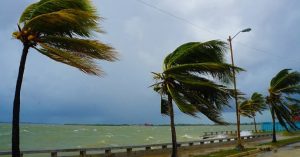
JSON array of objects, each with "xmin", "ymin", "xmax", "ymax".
[{"xmin": 241, "ymin": 28, "xmax": 251, "ymax": 32}]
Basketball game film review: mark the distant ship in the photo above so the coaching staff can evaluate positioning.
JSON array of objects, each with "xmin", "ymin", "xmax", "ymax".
[{"xmin": 144, "ymin": 123, "xmax": 154, "ymax": 126}]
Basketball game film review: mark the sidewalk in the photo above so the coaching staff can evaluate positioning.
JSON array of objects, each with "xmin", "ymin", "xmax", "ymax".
[{"xmin": 142, "ymin": 136, "xmax": 274, "ymax": 157}]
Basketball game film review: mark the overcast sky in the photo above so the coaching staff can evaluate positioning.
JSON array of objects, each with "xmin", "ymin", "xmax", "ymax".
[{"xmin": 0, "ymin": 0, "xmax": 300, "ymax": 124}]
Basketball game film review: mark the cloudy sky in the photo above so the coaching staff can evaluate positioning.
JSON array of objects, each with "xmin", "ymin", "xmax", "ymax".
[{"xmin": 0, "ymin": 0, "xmax": 300, "ymax": 124}]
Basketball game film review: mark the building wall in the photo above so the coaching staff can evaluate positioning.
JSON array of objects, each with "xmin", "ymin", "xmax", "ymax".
[{"xmin": 261, "ymin": 122, "xmax": 300, "ymax": 131}]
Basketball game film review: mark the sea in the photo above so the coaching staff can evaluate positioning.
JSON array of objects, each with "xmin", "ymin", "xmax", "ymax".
[{"xmin": 0, "ymin": 123, "xmax": 258, "ymax": 151}]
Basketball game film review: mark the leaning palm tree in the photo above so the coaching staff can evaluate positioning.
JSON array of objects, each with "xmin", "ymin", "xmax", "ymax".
[
  {"xmin": 266, "ymin": 69, "xmax": 300, "ymax": 142},
  {"xmin": 152, "ymin": 40, "xmax": 242, "ymax": 157},
  {"xmin": 12, "ymin": 0, "xmax": 117, "ymax": 156},
  {"xmin": 239, "ymin": 92, "xmax": 266, "ymax": 132}
]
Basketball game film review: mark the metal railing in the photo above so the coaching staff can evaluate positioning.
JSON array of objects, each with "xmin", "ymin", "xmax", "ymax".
[
  {"xmin": 203, "ymin": 130, "xmax": 264, "ymax": 136},
  {"xmin": 0, "ymin": 133, "xmax": 272, "ymax": 157}
]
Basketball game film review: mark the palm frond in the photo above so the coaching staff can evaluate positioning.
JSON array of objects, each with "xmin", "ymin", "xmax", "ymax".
[
  {"xmin": 288, "ymin": 103, "xmax": 300, "ymax": 116},
  {"xmin": 40, "ymin": 36, "xmax": 117, "ymax": 61},
  {"xmin": 19, "ymin": 3, "xmax": 39, "ymax": 23},
  {"xmin": 164, "ymin": 62, "xmax": 243, "ymax": 83},
  {"xmin": 20, "ymin": 0, "xmax": 96, "ymax": 23},
  {"xmin": 271, "ymin": 70, "xmax": 300, "ymax": 92},
  {"xmin": 286, "ymin": 97, "xmax": 300, "ymax": 103},
  {"xmin": 35, "ymin": 44, "xmax": 101, "ymax": 75},
  {"xmin": 239, "ymin": 100, "xmax": 254, "ymax": 118},
  {"xmin": 164, "ymin": 40, "xmax": 228, "ymax": 69},
  {"xmin": 195, "ymin": 104, "xmax": 228, "ymax": 125},
  {"xmin": 270, "ymin": 69, "xmax": 291, "ymax": 87},
  {"xmin": 167, "ymin": 84, "xmax": 197, "ymax": 116},
  {"xmin": 161, "ymin": 97, "xmax": 169, "ymax": 116},
  {"xmin": 239, "ymin": 92, "xmax": 266, "ymax": 118},
  {"xmin": 278, "ymin": 85, "xmax": 300, "ymax": 95},
  {"xmin": 273, "ymin": 102, "xmax": 298, "ymax": 131},
  {"xmin": 24, "ymin": 9, "xmax": 100, "ymax": 37},
  {"xmin": 169, "ymin": 73, "xmax": 226, "ymax": 92}
]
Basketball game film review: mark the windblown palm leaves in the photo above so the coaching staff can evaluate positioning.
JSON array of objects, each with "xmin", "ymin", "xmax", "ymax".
[
  {"xmin": 12, "ymin": 1, "xmax": 117, "ymax": 156},
  {"xmin": 152, "ymin": 40, "xmax": 242, "ymax": 157},
  {"xmin": 153, "ymin": 40, "xmax": 241, "ymax": 123},
  {"xmin": 266, "ymin": 69, "xmax": 300, "ymax": 142},
  {"xmin": 239, "ymin": 92, "xmax": 266, "ymax": 118},
  {"xmin": 239, "ymin": 92, "xmax": 266, "ymax": 132},
  {"xmin": 13, "ymin": 0, "xmax": 117, "ymax": 75},
  {"xmin": 287, "ymin": 98, "xmax": 300, "ymax": 117}
]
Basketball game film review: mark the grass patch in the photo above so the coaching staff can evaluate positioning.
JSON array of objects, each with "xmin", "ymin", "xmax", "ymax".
[
  {"xmin": 281, "ymin": 130, "xmax": 300, "ymax": 136},
  {"xmin": 259, "ymin": 135, "xmax": 300, "ymax": 147},
  {"xmin": 191, "ymin": 148, "xmax": 255, "ymax": 157}
]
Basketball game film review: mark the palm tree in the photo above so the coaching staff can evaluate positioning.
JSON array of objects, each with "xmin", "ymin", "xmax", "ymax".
[
  {"xmin": 152, "ymin": 40, "xmax": 242, "ymax": 157},
  {"xmin": 239, "ymin": 92, "xmax": 266, "ymax": 132},
  {"xmin": 266, "ymin": 69, "xmax": 300, "ymax": 142},
  {"xmin": 11, "ymin": 0, "xmax": 117, "ymax": 156}
]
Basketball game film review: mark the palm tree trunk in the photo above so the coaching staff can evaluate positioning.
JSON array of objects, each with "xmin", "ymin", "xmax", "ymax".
[
  {"xmin": 12, "ymin": 44, "xmax": 30, "ymax": 157},
  {"xmin": 168, "ymin": 93, "xmax": 177, "ymax": 157},
  {"xmin": 270, "ymin": 107, "xmax": 277, "ymax": 142},
  {"xmin": 253, "ymin": 116, "xmax": 257, "ymax": 133}
]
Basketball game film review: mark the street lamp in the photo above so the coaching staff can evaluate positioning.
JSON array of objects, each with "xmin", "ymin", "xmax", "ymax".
[{"xmin": 228, "ymin": 28, "xmax": 251, "ymax": 150}]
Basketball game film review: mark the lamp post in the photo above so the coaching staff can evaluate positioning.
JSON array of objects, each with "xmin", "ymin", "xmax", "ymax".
[{"xmin": 228, "ymin": 28, "xmax": 251, "ymax": 150}]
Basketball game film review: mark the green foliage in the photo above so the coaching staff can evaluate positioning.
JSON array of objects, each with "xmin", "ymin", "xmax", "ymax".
[
  {"xmin": 267, "ymin": 69, "xmax": 300, "ymax": 131},
  {"xmin": 259, "ymin": 135, "xmax": 300, "ymax": 147},
  {"xmin": 40, "ymin": 36, "xmax": 116, "ymax": 60},
  {"xmin": 14, "ymin": 0, "xmax": 117, "ymax": 75},
  {"xmin": 152, "ymin": 40, "xmax": 241, "ymax": 124},
  {"xmin": 240, "ymin": 92, "xmax": 266, "ymax": 118},
  {"xmin": 19, "ymin": 0, "xmax": 95, "ymax": 23},
  {"xmin": 281, "ymin": 130, "xmax": 300, "ymax": 136},
  {"xmin": 192, "ymin": 148, "xmax": 255, "ymax": 157}
]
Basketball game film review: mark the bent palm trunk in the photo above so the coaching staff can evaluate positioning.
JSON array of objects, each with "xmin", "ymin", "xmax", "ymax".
[
  {"xmin": 12, "ymin": 44, "xmax": 30, "ymax": 157},
  {"xmin": 168, "ymin": 93, "xmax": 177, "ymax": 157},
  {"xmin": 271, "ymin": 107, "xmax": 277, "ymax": 142},
  {"xmin": 253, "ymin": 116, "xmax": 257, "ymax": 133}
]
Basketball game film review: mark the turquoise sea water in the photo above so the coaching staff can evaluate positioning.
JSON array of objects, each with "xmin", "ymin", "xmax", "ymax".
[{"xmin": 0, "ymin": 124, "xmax": 258, "ymax": 151}]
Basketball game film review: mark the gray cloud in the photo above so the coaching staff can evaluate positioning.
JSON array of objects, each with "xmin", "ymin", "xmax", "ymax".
[{"xmin": 0, "ymin": 0, "xmax": 300, "ymax": 124}]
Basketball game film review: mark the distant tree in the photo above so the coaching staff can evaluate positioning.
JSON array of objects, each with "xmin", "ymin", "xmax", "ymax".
[
  {"xmin": 239, "ymin": 92, "xmax": 266, "ymax": 132},
  {"xmin": 12, "ymin": 0, "xmax": 117, "ymax": 156},
  {"xmin": 152, "ymin": 40, "xmax": 241, "ymax": 157},
  {"xmin": 266, "ymin": 69, "xmax": 300, "ymax": 142}
]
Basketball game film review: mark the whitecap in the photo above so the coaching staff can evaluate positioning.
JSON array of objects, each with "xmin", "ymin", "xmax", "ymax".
[
  {"xmin": 0, "ymin": 132, "xmax": 11, "ymax": 136},
  {"xmin": 93, "ymin": 129, "xmax": 97, "ymax": 132},
  {"xmin": 146, "ymin": 136, "xmax": 154, "ymax": 141},
  {"xmin": 241, "ymin": 130, "xmax": 252, "ymax": 136},
  {"xmin": 22, "ymin": 129, "xmax": 30, "ymax": 133},
  {"xmin": 73, "ymin": 129, "xmax": 79, "ymax": 132},
  {"xmin": 105, "ymin": 135, "xmax": 113, "ymax": 138},
  {"xmin": 181, "ymin": 134, "xmax": 193, "ymax": 139}
]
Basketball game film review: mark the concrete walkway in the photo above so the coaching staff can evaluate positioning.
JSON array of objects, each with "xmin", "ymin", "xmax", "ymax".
[
  {"xmin": 143, "ymin": 136, "xmax": 274, "ymax": 157},
  {"xmin": 256, "ymin": 142, "xmax": 300, "ymax": 157}
]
